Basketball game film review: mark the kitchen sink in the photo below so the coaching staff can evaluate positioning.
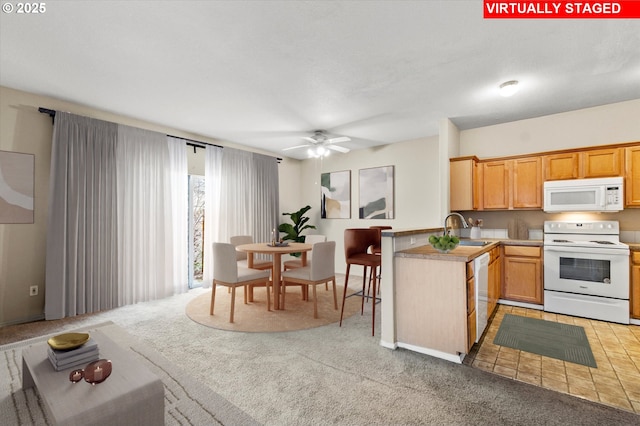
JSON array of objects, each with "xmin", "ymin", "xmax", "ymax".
[{"xmin": 458, "ymin": 240, "xmax": 491, "ymax": 246}]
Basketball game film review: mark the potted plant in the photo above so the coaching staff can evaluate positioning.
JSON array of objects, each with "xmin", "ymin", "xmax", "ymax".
[{"xmin": 278, "ymin": 205, "xmax": 316, "ymax": 257}]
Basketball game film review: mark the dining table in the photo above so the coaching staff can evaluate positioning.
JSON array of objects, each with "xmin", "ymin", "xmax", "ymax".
[{"xmin": 235, "ymin": 242, "xmax": 312, "ymax": 310}]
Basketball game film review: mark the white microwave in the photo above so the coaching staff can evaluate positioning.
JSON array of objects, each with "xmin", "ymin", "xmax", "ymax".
[{"xmin": 543, "ymin": 177, "xmax": 624, "ymax": 212}]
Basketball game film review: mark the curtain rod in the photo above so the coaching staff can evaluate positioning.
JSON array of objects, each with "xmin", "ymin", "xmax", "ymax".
[{"xmin": 38, "ymin": 107, "xmax": 282, "ymax": 161}]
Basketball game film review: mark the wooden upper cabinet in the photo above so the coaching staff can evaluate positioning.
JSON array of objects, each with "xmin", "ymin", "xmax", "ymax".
[
  {"xmin": 481, "ymin": 160, "xmax": 510, "ymax": 209},
  {"xmin": 479, "ymin": 156, "xmax": 541, "ymax": 210},
  {"xmin": 452, "ymin": 142, "xmax": 636, "ymax": 211},
  {"xmin": 512, "ymin": 157, "xmax": 542, "ymax": 208},
  {"xmin": 625, "ymin": 145, "xmax": 640, "ymax": 207},
  {"xmin": 450, "ymin": 157, "xmax": 478, "ymax": 211},
  {"xmin": 581, "ymin": 148, "xmax": 623, "ymax": 178},
  {"xmin": 543, "ymin": 153, "xmax": 579, "ymax": 180},
  {"xmin": 544, "ymin": 148, "xmax": 623, "ymax": 180}
]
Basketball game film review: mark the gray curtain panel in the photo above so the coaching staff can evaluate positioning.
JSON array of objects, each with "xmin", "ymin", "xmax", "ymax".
[{"xmin": 45, "ymin": 112, "xmax": 119, "ymax": 319}]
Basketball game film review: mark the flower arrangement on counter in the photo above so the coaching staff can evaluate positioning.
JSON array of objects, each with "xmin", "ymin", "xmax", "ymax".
[{"xmin": 467, "ymin": 218, "xmax": 483, "ymax": 227}]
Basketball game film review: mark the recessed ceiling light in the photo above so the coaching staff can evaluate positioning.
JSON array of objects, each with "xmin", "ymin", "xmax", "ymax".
[{"xmin": 499, "ymin": 80, "xmax": 519, "ymax": 97}]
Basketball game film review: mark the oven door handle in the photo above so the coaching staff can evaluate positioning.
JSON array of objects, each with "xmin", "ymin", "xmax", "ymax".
[{"xmin": 543, "ymin": 245, "xmax": 629, "ymax": 256}]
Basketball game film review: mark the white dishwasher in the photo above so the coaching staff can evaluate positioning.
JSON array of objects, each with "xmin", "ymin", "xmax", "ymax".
[{"xmin": 474, "ymin": 253, "xmax": 490, "ymax": 343}]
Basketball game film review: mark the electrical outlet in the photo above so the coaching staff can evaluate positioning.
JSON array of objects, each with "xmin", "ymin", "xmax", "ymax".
[
  {"xmin": 410, "ymin": 237, "xmax": 416, "ymax": 245},
  {"xmin": 30, "ymin": 285, "xmax": 38, "ymax": 296}
]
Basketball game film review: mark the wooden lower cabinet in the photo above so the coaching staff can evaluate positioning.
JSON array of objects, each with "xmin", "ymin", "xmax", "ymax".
[
  {"xmin": 631, "ymin": 250, "xmax": 640, "ymax": 319},
  {"xmin": 488, "ymin": 246, "xmax": 501, "ymax": 316},
  {"xmin": 466, "ymin": 261, "xmax": 476, "ymax": 350},
  {"xmin": 502, "ymin": 245, "xmax": 543, "ymax": 305}
]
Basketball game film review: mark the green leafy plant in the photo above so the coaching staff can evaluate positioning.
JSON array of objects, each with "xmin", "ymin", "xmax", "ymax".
[{"xmin": 278, "ymin": 205, "xmax": 316, "ymax": 257}]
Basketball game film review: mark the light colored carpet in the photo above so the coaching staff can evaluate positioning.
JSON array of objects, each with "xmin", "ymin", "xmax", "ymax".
[
  {"xmin": 0, "ymin": 321, "xmax": 258, "ymax": 426},
  {"xmin": 187, "ymin": 285, "xmax": 363, "ymax": 332},
  {"xmin": 1, "ymin": 275, "xmax": 639, "ymax": 425}
]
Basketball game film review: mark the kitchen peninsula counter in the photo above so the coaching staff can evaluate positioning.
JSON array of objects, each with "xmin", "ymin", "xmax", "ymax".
[
  {"xmin": 379, "ymin": 228, "xmax": 542, "ymax": 364},
  {"xmin": 396, "ymin": 239, "xmax": 541, "ymax": 262},
  {"xmin": 397, "ymin": 241, "xmax": 497, "ymax": 262}
]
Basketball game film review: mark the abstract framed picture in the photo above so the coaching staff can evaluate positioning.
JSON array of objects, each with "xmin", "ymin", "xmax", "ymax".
[
  {"xmin": 359, "ymin": 166, "xmax": 394, "ymax": 219},
  {"xmin": 321, "ymin": 170, "xmax": 351, "ymax": 218},
  {"xmin": 0, "ymin": 150, "xmax": 35, "ymax": 224}
]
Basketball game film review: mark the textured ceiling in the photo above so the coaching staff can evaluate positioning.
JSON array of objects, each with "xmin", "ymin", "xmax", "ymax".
[{"xmin": 1, "ymin": 1, "xmax": 639, "ymax": 159}]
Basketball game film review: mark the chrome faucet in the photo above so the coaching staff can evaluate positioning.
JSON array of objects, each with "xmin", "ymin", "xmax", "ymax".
[{"xmin": 443, "ymin": 212, "xmax": 469, "ymax": 235}]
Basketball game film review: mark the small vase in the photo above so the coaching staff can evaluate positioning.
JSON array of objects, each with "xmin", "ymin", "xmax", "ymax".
[{"xmin": 470, "ymin": 226, "xmax": 481, "ymax": 239}]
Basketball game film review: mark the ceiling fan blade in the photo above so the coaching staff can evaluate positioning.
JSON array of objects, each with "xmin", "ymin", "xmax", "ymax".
[
  {"xmin": 282, "ymin": 144, "xmax": 309, "ymax": 151},
  {"xmin": 328, "ymin": 145, "xmax": 350, "ymax": 153},
  {"xmin": 301, "ymin": 136, "xmax": 318, "ymax": 144},
  {"xmin": 327, "ymin": 136, "xmax": 351, "ymax": 144}
]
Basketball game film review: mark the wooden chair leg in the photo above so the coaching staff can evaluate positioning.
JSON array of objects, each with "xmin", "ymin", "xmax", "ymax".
[
  {"xmin": 281, "ymin": 279, "xmax": 286, "ymax": 310},
  {"xmin": 266, "ymin": 279, "xmax": 271, "ymax": 311},
  {"xmin": 210, "ymin": 283, "xmax": 217, "ymax": 315},
  {"xmin": 312, "ymin": 285, "xmax": 318, "ymax": 318},
  {"xmin": 230, "ymin": 287, "xmax": 236, "ymax": 323},
  {"xmin": 332, "ymin": 278, "xmax": 338, "ymax": 310}
]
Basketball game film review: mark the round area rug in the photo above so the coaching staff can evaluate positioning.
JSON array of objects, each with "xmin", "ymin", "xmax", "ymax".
[{"xmin": 186, "ymin": 285, "xmax": 365, "ymax": 332}]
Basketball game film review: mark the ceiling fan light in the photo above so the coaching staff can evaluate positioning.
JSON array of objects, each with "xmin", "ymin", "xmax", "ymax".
[{"xmin": 499, "ymin": 80, "xmax": 519, "ymax": 97}]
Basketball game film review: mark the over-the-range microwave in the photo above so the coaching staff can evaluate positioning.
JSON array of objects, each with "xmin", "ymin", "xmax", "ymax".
[{"xmin": 543, "ymin": 176, "xmax": 624, "ymax": 212}]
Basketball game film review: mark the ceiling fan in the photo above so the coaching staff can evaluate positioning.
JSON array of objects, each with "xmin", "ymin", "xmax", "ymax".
[{"xmin": 282, "ymin": 130, "xmax": 351, "ymax": 157}]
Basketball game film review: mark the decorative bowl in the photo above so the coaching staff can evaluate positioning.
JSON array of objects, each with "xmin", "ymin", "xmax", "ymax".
[{"xmin": 47, "ymin": 332, "xmax": 90, "ymax": 351}]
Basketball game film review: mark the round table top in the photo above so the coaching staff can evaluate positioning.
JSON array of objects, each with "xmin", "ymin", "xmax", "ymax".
[{"xmin": 236, "ymin": 242, "xmax": 312, "ymax": 254}]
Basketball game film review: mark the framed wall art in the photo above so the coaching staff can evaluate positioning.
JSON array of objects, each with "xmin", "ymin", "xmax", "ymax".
[
  {"xmin": 320, "ymin": 170, "xmax": 351, "ymax": 218},
  {"xmin": 359, "ymin": 165, "xmax": 394, "ymax": 219},
  {"xmin": 0, "ymin": 150, "xmax": 35, "ymax": 224}
]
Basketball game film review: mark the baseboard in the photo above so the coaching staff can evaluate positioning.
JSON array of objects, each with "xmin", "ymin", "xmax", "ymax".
[
  {"xmin": 0, "ymin": 313, "xmax": 45, "ymax": 328},
  {"xmin": 498, "ymin": 299, "xmax": 544, "ymax": 310},
  {"xmin": 396, "ymin": 342, "xmax": 464, "ymax": 364},
  {"xmin": 630, "ymin": 318, "xmax": 640, "ymax": 326}
]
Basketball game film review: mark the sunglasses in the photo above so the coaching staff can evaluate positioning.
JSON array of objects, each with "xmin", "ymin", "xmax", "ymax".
[{"xmin": 69, "ymin": 359, "xmax": 112, "ymax": 385}]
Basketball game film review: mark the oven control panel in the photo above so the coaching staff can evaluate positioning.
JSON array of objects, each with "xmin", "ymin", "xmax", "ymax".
[{"xmin": 544, "ymin": 221, "xmax": 618, "ymax": 234}]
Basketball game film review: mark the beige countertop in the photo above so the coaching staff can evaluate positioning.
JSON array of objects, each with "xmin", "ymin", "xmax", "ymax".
[
  {"xmin": 626, "ymin": 242, "xmax": 640, "ymax": 250},
  {"xmin": 396, "ymin": 239, "xmax": 542, "ymax": 262},
  {"xmin": 381, "ymin": 228, "xmax": 442, "ymax": 237}
]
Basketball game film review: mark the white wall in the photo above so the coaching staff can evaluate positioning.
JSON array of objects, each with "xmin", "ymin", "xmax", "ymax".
[
  {"xmin": 0, "ymin": 86, "xmax": 300, "ymax": 326},
  {"xmin": 460, "ymin": 99, "xmax": 640, "ymax": 158},
  {"xmin": 294, "ymin": 136, "xmax": 440, "ymax": 274},
  {"xmin": 455, "ymin": 99, "xmax": 640, "ymax": 234}
]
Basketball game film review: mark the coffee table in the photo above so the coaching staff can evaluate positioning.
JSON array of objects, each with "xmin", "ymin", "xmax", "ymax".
[{"xmin": 22, "ymin": 329, "xmax": 164, "ymax": 426}]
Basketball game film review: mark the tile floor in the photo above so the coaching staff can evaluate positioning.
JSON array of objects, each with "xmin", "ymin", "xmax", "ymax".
[{"xmin": 464, "ymin": 304, "xmax": 640, "ymax": 414}]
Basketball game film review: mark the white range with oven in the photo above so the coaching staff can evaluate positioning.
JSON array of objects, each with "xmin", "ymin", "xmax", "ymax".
[{"xmin": 543, "ymin": 220, "xmax": 630, "ymax": 324}]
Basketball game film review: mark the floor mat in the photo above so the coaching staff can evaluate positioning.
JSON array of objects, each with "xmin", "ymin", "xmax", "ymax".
[{"xmin": 493, "ymin": 314, "xmax": 597, "ymax": 368}]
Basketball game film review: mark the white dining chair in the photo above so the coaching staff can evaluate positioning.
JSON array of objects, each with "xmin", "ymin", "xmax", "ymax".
[
  {"xmin": 230, "ymin": 235, "xmax": 273, "ymax": 270},
  {"xmin": 283, "ymin": 234, "xmax": 328, "ymax": 297},
  {"xmin": 283, "ymin": 234, "xmax": 327, "ymax": 270},
  {"xmin": 281, "ymin": 241, "xmax": 337, "ymax": 318},
  {"xmin": 210, "ymin": 242, "xmax": 272, "ymax": 323}
]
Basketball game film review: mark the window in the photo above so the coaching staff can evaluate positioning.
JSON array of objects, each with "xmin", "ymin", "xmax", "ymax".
[{"xmin": 188, "ymin": 175, "xmax": 205, "ymax": 288}]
